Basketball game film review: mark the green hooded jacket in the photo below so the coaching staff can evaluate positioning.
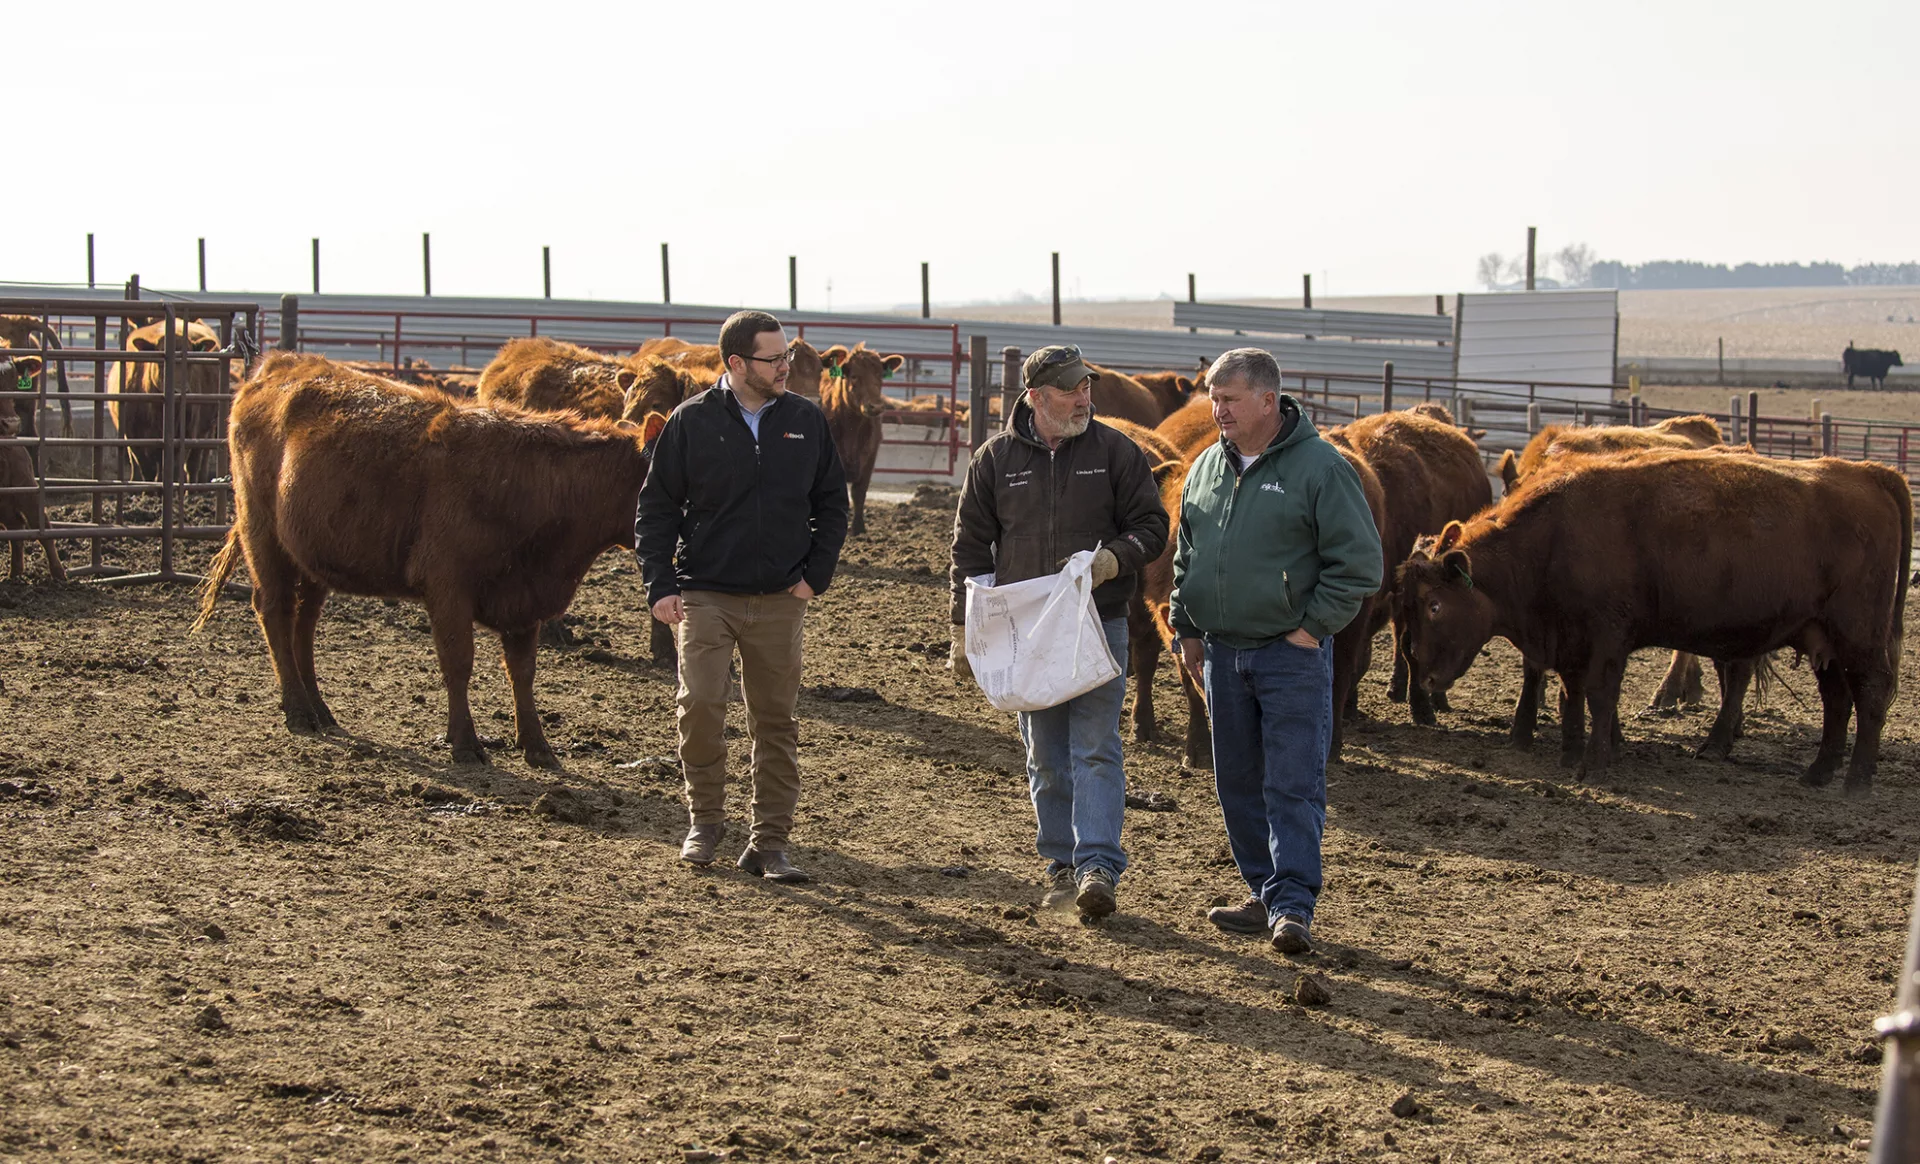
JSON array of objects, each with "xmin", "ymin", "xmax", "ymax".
[{"xmin": 1169, "ymin": 397, "xmax": 1383, "ymax": 649}]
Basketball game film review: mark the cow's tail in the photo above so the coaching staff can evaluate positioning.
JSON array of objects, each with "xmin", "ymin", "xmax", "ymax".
[
  {"xmin": 1750, "ymin": 652, "xmax": 1781, "ymax": 708},
  {"xmin": 192, "ymin": 528, "xmax": 246, "ymax": 634}
]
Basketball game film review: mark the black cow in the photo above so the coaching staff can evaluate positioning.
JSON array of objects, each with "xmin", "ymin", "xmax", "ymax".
[{"xmin": 1843, "ymin": 345, "xmax": 1903, "ymax": 389}]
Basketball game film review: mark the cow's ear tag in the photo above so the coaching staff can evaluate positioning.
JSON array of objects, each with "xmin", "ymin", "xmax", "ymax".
[
  {"xmin": 15, "ymin": 375, "xmax": 28, "ymax": 392},
  {"xmin": 883, "ymin": 369, "xmax": 894, "ymax": 380},
  {"xmin": 1455, "ymin": 565, "xmax": 1474, "ymax": 589}
]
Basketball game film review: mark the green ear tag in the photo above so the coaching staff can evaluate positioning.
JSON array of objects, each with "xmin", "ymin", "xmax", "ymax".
[
  {"xmin": 883, "ymin": 369, "xmax": 894, "ymax": 380},
  {"xmin": 15, "ymin": 375, "xmax": 28, "ymax": 392},
  {"xmin": 1455, "ymin": 565, "xmax": 1474, "ymax": 589}
]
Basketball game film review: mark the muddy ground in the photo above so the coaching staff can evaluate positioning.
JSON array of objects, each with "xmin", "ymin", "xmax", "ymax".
[{"xmin": 2, "ymin": 491, "xmax": 1915, "ymax": 1162}]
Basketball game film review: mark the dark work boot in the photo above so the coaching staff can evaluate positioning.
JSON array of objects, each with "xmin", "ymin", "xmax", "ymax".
[
  {"xmin": 737, "ymin": 847, "xmax": 810, "ymax": 884},
  {"xmin": 1207, "ymin": 895, "xmax": 1269, "ymax": 935},
  {"xmin": 680, "ymin": 823, "xmax": 726, "ymax": 867}
]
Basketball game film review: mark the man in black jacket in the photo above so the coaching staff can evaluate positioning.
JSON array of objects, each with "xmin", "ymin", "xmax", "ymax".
[
  {"xmin": 948, "ymin": 345, "xmax": 1169, "ymax": 919},
  {"xmin": 636, "ymin": 311, "xmax": 850, "ymax": 883}
]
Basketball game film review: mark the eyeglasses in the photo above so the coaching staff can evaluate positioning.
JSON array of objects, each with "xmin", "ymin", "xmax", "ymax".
[{"xmin": 741, "ymin": 350, "xmax": 795, "ymax": 367}]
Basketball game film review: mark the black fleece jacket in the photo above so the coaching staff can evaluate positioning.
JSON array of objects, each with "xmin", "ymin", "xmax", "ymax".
[
  {"xmin": 949, "ymin": 399, "xmax": 1169, "ymax": 624},
  {"xmin": 635, "ymin": 385, "xmax": 850, "ymax": 604}
]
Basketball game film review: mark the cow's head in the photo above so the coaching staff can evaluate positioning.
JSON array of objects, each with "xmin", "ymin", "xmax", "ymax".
[
  {"xmin": 622, "ymin": 357, "xmax": 699, "ymax": 423},
  {"xmin": 0, "ymin": 350, "xmax": 30, "ymax": 438},
  {"xmin": 1895, "ymin": 351, "xmax": 1906, "ymax": 367},
  {"xmin": 127, "ymin": 318, "xmax": 222, "ymax": 354},
  {"xmin": 1394, "ymin": 521, "xmax": 1496, "ymax": 692},
  {"xmin": 787, "ymin": 338, "xmax": 826, "ymax": 400},
  {"xmin": 827, "ymin": 345, "xmax": 901, "ymax": 418}
]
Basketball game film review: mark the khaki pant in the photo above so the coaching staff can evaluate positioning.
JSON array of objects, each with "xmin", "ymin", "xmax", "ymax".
[{"xmin": 675, "ymin": 589, "xmax": 809, "ymax": 852}]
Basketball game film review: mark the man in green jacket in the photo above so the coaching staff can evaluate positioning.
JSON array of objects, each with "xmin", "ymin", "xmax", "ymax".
[{"xmin": 1170, "ymin": 348, "xmax": 1382, "ymax": 955}]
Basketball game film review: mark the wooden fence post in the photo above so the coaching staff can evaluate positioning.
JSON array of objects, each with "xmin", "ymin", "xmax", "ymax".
[
  {"xmin": 969, "ymin": 335, "xmax": 990, "ymax": 450},
  {"xmin": 1747, "ymin": 390, "xmax": 1760, "ymax": 448},
  {"xmin": 1730, "ymin": 395, "xmax": 1743, "ymax": 444},
  {"xmin": 1381, "ymin": 361, "xmax": 1394, "ymax": 413},
  {"xmin": 1302, "ymin": 273, "xmax": 1312, "ymax": 309},
  {"xmin": 1821, "ymin": 412, "xmax": 1835, "ymax": 456},
  {"xmin": 1527, "ymin": 402, "xmax": 1541, "ymax": 433}
]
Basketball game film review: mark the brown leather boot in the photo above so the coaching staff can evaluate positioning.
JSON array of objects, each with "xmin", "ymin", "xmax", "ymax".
[
  {"xmin": 737, "ymin": 847, "xmax": 810, "ymax": 884},
  {"xmin": 1207, "ymin": 896, "xmax": 1269, "ymax": 934},
  {"xmin": 680, "ymin": 823, "xmax": 726, "ymax": 867}
]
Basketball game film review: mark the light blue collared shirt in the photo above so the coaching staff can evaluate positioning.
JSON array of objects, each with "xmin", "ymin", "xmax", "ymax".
[{"xmin": 720, "ymin": 374, "xmax": 769, "ymax": 442}]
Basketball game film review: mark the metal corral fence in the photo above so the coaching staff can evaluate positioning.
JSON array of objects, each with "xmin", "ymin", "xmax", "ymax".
[
  {"xmin": 0, "ymin": 296, "xmax": 258, "ymax": 583},
  {"xmin": 7, "ymin": 294, "xmax": 1920, "ymax": 577}
]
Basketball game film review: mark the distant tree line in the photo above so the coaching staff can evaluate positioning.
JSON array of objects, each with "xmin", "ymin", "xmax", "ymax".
[
  {"xmin": 1475, "ymin": 248, "xmax": 1920, "ymax": 291},
  {"xmin": 1588, "ymin": 259, "xmax": 1920, "ymax": 289}
]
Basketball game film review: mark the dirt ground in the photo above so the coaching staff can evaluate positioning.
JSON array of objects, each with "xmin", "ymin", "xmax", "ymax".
[{"xmin": 2, "ymin": 491, "xmax": 1915, "ymax": 1163}]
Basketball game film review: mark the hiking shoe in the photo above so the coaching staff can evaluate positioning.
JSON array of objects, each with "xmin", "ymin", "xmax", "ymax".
[
  {"xmin": 1207, "ymin": 895, "xmax": 1269, "ymax": 935},
  {"xmin": 736, "ymin": 847, "xmax": 811, "ymax": 884},
  {"xmin": 1039, "ymin": 867, "xmax": 1077, "ymax": 913},
  {"xmin": 679, "ymin": 822, "xmax": 726, "ymax": 866},
  {"xmin": 1075, "ymin": 867, "xmax": 1117, "ymax": 920},
  {"xmin": 1270, "ymin": 914, "xmax": 1313, "ymax": 955}
]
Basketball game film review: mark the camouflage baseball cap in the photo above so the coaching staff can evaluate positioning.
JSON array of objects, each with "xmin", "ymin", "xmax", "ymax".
[{"xmin": 1022, "ymin": 345, "xmax": 1101, "ymax": 391}]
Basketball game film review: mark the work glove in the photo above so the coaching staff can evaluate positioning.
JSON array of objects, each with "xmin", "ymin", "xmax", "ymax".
[
  {"xmin": 1056, "ymin": 547, "xmax": 1122, "ymax": 588},
  {"xmin": 949, "ymin": 624, "xmax": 974, "ymax": 684}
]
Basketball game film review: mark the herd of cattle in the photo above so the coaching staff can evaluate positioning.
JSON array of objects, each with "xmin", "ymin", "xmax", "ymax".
[{"xmin": 0, "ymin": 318, "xmax": 1911, "ymax": 796}]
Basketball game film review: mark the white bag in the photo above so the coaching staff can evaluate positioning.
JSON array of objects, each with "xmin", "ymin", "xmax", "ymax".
[{"xmin": 963, "ymin": 549, "xmax": 1122, "ymax": 713}]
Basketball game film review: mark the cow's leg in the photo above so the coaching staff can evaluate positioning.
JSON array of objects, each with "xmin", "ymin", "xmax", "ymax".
[
  {"xmin": 1345, "ymin": 633, "xmax": 1373, "ymax": 720},
  {"xmin": 290, "ymin": 576, "xmax": 337, "ymax": 731},
  {"xmin": 1328, "ymin": 602, "xmax": 1371, "ymax": 761},
  {"xmin": 247, "ymin": 542, "xmax": 322, "ymax": 733},
  {"xmin": 425, "ymin": 597, "xmax": 485, "ymax": 764},
  {"xmin": 1432, "ymin": 685, "xmax": 1452, "ymax": 714},
  {"xmin": 1127, "ymin": 591, "xmax": 1159, "ymax": 743},
  {"xmin": 1511, "ymin": 663, "xmax": 1543, "ymax": 750},
  {"xmin": 1178, "ymin": 657, "xmax": 1212, "ymax": 770},
  {"xmin": 1649, "ymin": 651, "xmax": 1703, "ymax": 712},
  {"xmin": 1581, "ymin": 656, "xmax": 1628, "ymax": 775},
  {"xmin": 7, "ymin": 526, "xmax": 22, "ymax": 580},
  {"xmin": 847, "ymin": 479, "xmax": 867, "ymax": 538},
  {"xmin": 1843, "ymin": 661, "xmax": 1893, "ymax": 795},
  {"xmin": 1697, "ymin": 659, "xmax": 1752, "ymax": 760},
  {"xmin": 649, "ymin": 613, "xmax": 677, "ymax": 666},
  {"xmin": 1801, "ymin": 662, "xmax": 1854, "ymax": 787},
  {"xmin": 500, "ymin": 625, "xmax": 558, "ymax": 770},
  {"xmin": 1556, "ymin": 671, "xmax": 1587, "ymax": 768}
]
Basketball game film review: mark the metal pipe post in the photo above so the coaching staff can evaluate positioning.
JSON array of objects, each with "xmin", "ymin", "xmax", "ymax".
[
  {"xmin": 661, "ymin": 243, "xmax": 671, "ymax": 304},
  {"xmin": 1188, "ymin": 273, "xmax": 1196, "ymax": 333},
  {"xmin": 87, "ymin": 233, "xmax": 95, "ymax": 288},
  {"xmin": 1525, "ymin": 226, "xmax": 1537, "ymax": 291},
  {"xmin": 198, "ymin": 238, "xmax": 206, "ymax": 292},
  {"xmin": 543, "ymin": 246, "xmax": 552, "ymax": 299},
  {"xmin": 158, "ymin": 304, "xmax": 177, "ymax": 580},
  {"xmin": 1303, "ymin": 273, "xmax": 1312, "ymax": 309},
  {"xmin": 421, "ymin": 233, "xmax": 432, "ymax": 297},
  {"xmin": 921, "ymin": 262, "xmax": 930, "ymax": 319},
  {"xmin": 1870, "ymin": 860, "xmax": 1920, "ymax": 1164},
  {"xmin": 1747, "ymin": 391, "xmax": 1760, "ymax": 447},
  {"xmin": 969, "ymin": 335, "xmax": 990, "ymax": 450},
  {"xmin": 278, "ymin": 295, "xmax": 299, "ymax": 352},
  {"xmin": 311, "ymin": 238, "xmax": 320, "ymax": 293},
  {"xmin": 789, "ymin": 256, "xmax": 797, "ymax": 311},
  {"xmin": 1051, "ymin": 253, "xmax": 1061, "ymax": 326},
  {"xmin": 1001, "ymin": 346, "xmax": 1022, "ymax": 426},
  {"xmin": 1382, "ymin": 361, "xmax": 1395, "ymax": 413}
]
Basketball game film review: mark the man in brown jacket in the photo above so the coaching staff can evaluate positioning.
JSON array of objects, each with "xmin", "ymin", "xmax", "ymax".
[{"xmin": 948, "ymin": 345, "xmax": 1169, "ymax": 920}]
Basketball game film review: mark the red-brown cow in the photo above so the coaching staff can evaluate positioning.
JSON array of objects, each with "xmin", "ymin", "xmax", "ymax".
[
  {"xmin": 1397, "ymin": 449, "xmax": 1910, "ymax": 790},
  {"xmin": 195, "ymin": 353, "xmax": 667, "ymax": 768},
  {"xmin": 1086, "ymin": 364, "xmax": 1167, "ymax": 428},
  {"xmin": 633, "ymin": 337, "xmax": 828, "ymax": 400},
  {"xmin": 0, "ymin": 348, "xmax": 64, "ymax": 581},
  {"xmin": 822, "ymin": 344, "xmax": 903, "ymax": 536},
  {"xmin": 1099, "ymin": 417, "xmax": 1186, "ymax": 743},
  {"xmin": 1154, "ymin": 395, "xmax": 1220, "ymax": 460},
  {"xmin": 1328, "ymin": 409, "xmax": 1492, "ymax": 726},
  {"xmin": 111, "ymin": 318, "xmax": 227, "ymax": 483},
  {"xmin": 1132, "ymin": 371, "xmax": 1198, "ymax": 421},
  {"xmin": 0, "ymin": 315, "xmax": 71, "ymax": 440}
]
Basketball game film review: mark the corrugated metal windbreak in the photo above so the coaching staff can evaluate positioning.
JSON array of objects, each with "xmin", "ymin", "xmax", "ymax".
[
  {"xmin": 1453, "ymin": 290, "xmax": 1619, "ymax": 403},
  {"xmin": 1172, "ymin": 302, "xmax": 1453, "ymax": 343},
  {"xmin": 7, "ymin": 286, "xmax": 1451, "ymax": 383}
]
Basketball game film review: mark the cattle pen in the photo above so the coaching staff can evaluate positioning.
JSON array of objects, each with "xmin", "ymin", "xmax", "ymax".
[{"xmin": 5, "ymin": 289, "xmax": 1920, "ymax": 577}]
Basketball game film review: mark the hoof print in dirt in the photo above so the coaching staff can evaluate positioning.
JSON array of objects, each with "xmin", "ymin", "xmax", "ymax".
[
  {"xmin": 938, "ymin": 865, "xmax": 971, "ymax": 878},
  {"xmin": 1124, "ymin": 791, "xmax": 1178, "ymax": 812},
  {"xmin": 225, "ymin": 801, "xmax": 323, "ymax": 842},
  {"xmin": 0, "ymin": 778, "xmax": 56, "ymax": 804},
  {"xmin": 193, "ymin": 1005, "xmax": 229, "ymax": 1034},
  {"xmin": 1293, "ymin": 973, "xmax": 1333, "ymax": 1007},
  {"xmin": 532, "ymin": 788, "xmax": 598, "ymax": 826}
]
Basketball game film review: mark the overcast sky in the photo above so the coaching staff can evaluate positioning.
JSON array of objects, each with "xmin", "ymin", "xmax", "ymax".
[{"xmin": 11, "ymin": 0, "xmax": 1913, "ymax": 308}]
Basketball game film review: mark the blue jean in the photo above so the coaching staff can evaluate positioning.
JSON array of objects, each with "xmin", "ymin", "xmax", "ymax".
[
  {"xmin": 1203, "ymin": 634, "xmax": 1332, "ymax": 922},
  {"xmin": 1016, "ymin": 617, "xmax": 1130, "ymax": 881}
]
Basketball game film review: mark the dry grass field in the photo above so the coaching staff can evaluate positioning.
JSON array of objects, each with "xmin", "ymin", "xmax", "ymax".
[
  {"xmin": 2, "ymin": 490, "xmax": 1913, "ymax": 1162},
  {"xmin": 919, "ymin": 288, "xmax": 1920, "ymax": 364}
]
